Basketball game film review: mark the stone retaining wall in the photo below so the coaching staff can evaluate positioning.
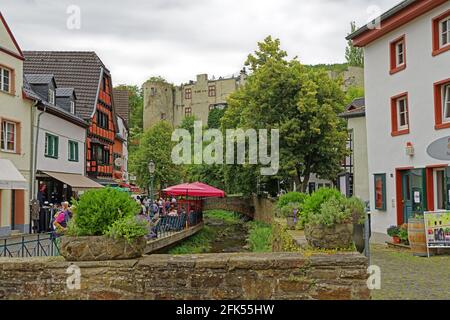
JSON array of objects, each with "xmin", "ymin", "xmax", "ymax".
[
  {"xmin": 203, "ymin": 196, "xmax": 275, "ymax": 224},
  {"xmin": 0, "ymin": 252, "xmax": 370, "ymax": 300}
]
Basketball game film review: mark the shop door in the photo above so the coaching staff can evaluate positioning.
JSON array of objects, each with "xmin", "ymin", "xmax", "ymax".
[{"xmin": 402, "ymin": 171, "xmax": 413, "ymax": 223}]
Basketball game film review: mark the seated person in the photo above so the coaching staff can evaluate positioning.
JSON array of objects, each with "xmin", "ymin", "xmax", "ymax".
[{"xmin": 168, "ymin": 205, "xmax": 178, "ymax": 217}]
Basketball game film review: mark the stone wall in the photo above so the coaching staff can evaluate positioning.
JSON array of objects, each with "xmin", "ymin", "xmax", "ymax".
[
  {"xmin": 203, "ymin": 196, "xmax": 276, "ymax": 224},
  {"xmin": 0, "ymin": 252, "xmax": 370, "ymax": 300}
]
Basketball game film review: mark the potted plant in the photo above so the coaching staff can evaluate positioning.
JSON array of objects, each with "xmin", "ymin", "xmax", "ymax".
[
  {"xmin": 303, "ymin": 191, "xmax": 354, "ymax": 250},
  {"xmin": 61, "ymin": 188, "xmax": 148, "ymax": 261},
  {"xmin": 399, "ymin": 223, "xmax": 409, "ymax": 245},
  {"xmin": 387, "ymin": 225, "xmax": 401, "ymax": 244},
  {"xmin": 280, "ymin": 202, "xmax": 302, "ymax": 230},
  {"xmin": 346, "ymin": 197, "xmax": 366, "ymax": 253}
]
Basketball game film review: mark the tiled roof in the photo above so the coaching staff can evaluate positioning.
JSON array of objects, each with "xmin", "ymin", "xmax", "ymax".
[
  {"xmin": 56, "ymin": 88, "xmax": 75, "ymax": 97},
  {"xmin": 23, "ymin": 51, "xmax": 108, "ymax": 120},
  {"xmin": 113, "ymin": 89, "xmax": 130, "ymax": 124},
  {"xmin": 25, "ymin": 74, "xmax": 55, "ymax": 85}
]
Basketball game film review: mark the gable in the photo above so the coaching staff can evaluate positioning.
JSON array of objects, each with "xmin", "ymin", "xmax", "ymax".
[{"xmin": 0, "ymin": 11, "xmax": 24, "ymax": 60}]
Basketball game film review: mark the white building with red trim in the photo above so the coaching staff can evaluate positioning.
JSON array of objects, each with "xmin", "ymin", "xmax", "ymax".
[{"xmin": 348, "ymin": 0, "xmax": 450, "ymax": 236}]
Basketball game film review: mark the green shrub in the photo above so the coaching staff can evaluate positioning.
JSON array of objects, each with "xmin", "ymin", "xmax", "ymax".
[
  {"xmin": 387, "ymin": 225, "xmax": 400, "ymax": 237},
  {"xmin": 346, "ymin": 197, "xmax": 366, "ymax": 224},
  {"xmin": 277, "ymin": 192, "xmax": 307, "ymax": 209},
  {"xmin": 302, "ymin": 188, "xmax": 342, "ymax": 223},
  {"xmin": 105, "ymin": 216, "xmax": 148, "ymax": 244},
  {"xmin": 68, "ymin": 188, "xmax": 140, "ymax": 237},
  {"xmin": 307, "ymin": 197, "xmax": 352, "ymax": 227},
  {"xmin": 247, "ymin": 221, "xmax": 272, "ymax": 253}
]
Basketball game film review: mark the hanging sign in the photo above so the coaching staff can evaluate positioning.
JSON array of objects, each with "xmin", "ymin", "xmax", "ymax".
[
  {"xmin": 426, "ymin": 136, "xmax": 450, "ymax": 160},
  {"xmin": 424, "ymin": 211, "xmax": 450, "ymax": 250}
]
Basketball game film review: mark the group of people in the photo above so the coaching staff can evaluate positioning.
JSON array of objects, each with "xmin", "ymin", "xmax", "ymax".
[{"xmin": 135, "ymin": 196, "xmax": 179, "ymax": 217}]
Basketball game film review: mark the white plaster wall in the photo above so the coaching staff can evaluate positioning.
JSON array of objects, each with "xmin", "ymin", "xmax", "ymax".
[{"xmin": 364, "ymin": 3, "xmax": 450, "ymax": 234}]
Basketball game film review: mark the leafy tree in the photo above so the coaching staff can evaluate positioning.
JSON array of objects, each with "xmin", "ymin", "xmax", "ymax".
[
  {"xmin": 223, "ymin": 36, "xmax": 348, "ymax": 193},
  {"xmin": 344, "ymin": 86, "xmax": 365, "ymax": 105},
  {"xmin": 345, "ymin": 22, "xmax": 364, "ymax": 67},
  {"xmin": 207, "ymin": 108, "xmax": 227, "ymax": 129},
  {"xmin": 129, "ymin": 121, "xmax": 183, "ymax": 191}
]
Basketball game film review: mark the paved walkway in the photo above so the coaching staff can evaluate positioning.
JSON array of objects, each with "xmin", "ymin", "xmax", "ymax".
[{"xmin": 371, "ymin": 244, "xmax": 450, "ymax": 300}]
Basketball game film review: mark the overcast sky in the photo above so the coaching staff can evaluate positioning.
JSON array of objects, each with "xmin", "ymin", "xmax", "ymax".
[{"xmin": 2, "ymin": 0, "xmax": 400, "ymax": 86}]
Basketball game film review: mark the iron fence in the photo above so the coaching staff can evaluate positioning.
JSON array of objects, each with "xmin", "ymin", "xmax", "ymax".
[
  {"xmin": 148, "ymin": 211, "xmax": 203, "ymax": 240},
  {"xmin": 0, "ymin": 233, "xmax": 60, "ymax": 258}
]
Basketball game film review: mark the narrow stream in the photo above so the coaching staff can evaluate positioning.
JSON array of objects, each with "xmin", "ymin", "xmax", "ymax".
[{"xmin": 206, "ymin": 216, "xmax": 249, "ymax": 253}]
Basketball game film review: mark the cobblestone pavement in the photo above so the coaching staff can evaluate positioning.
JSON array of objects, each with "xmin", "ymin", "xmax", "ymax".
[{"xmin": 371, "ymin": 244, "xmax": 450, "ymax": 300}]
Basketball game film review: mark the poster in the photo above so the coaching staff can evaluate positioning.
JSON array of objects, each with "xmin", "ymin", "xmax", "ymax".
[{"xmin": 424, "ymin": 211, "xmax": 450, "ymax": 248}]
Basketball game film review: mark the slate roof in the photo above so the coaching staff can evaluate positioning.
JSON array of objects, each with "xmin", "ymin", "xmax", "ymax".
[
  {"xmin": 23, "ymin": 76, "xmax": 88, "ymax": 128},
  {"xmin": 56, "ymin": 88, "xmax": 75, "ymax": 98},
  {"xmin": 113, "ymin": 89, "xmax": 130, "ymax": 125},
  {"xmin": 340, "ymin": 97, "xmax": 366, "ymax": 118},
  {"xmin": 25, "ymin": 74, "xmax": 56, "ymax": 85},
  {"xmin": 23, "ymin": 51, "xmax": 109, "ymax": 120}
]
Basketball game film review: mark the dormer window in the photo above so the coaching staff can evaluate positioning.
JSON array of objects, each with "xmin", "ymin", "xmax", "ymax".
[
  {"xmin": 390, "ymin": 35, "xmax": 406, "ymax": 74},
  {"xmin": 0, "ymin": 67, "xmax": 11, "ymax": 93},
  {"xmin": 48, "ymin": 89, "xmax": 55, "ymax": 105},
  {"xmin": 70, "ymin": 101, "xmax": 75, "ymax": 114}
]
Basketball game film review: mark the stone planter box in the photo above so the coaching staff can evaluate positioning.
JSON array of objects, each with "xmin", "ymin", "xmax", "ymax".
[
  {"xmin": 304, "ymin": 223, "xmax": 354, "ymax": 249},
  {"xmin": 60, "ymin": 236, "xmax": 146, "ymax": 261}
]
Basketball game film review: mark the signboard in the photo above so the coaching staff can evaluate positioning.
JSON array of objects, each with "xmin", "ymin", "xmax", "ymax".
[
  {"xmin": 426, "ymin": 136, "xmax": 450, "ymax": 160},
  {"xmin": 424, "ymin": 211, "xmax": 450, "ymax": 250}
]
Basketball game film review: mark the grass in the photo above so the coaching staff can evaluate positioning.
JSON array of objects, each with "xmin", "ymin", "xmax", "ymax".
[
  {"xmin": 204, "ymin": 210, "xmax": 241, "ymax": 224},
  {"xmin": 167, "ymin": 226, "xmax": 215, "ymax": 255},
  {"xmin": 247, "ymin": 221, "xmax": 273, "ymax": 253}
]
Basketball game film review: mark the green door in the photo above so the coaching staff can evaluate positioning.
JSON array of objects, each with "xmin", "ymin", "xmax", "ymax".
[
  {"xmin": 402, "ymin": 171, "xmax": 413, "ymax": 223},
  {"xmin": 402, "ymin": 169, "xmax": 425, "ymax": 223}
]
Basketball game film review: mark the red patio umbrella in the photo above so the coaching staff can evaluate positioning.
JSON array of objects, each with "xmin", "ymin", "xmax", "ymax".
[{"xmin": 163, "ymin": 182, "xmax": 225, "ymax": 198}]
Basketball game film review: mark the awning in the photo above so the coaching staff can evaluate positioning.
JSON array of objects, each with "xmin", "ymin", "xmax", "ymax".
[
  {"xmin": 0, "ymin": 159, "xmax": 28, "ymax": 190},
  {"xmin": 42, "ymin": 171, "xmax": 103, "ymax": 191}
]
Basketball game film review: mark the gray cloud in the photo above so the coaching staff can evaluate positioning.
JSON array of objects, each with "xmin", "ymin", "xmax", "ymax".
[{"xmin": 2, "ymin": 0, "xmax": 400, "ymax": 85}]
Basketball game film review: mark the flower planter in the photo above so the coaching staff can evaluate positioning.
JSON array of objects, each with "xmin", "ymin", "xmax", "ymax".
[
  {"xmin": 304, "ymin": 223, "xmax": 354, "ymax": 249},
  {"xmin": 60, "ymin": 236, "xmax": 146, "ymax": 261},
  {"xmin": 286, "ymin": 216, "xmax": 297, "ymax": 230},
  {"xmin": 408, "ymin": 218, "xmax": 427, "ymax": 257},
  {"xmin": 392, "ymin": 236, "xmax": 401, "ymax": 244}
]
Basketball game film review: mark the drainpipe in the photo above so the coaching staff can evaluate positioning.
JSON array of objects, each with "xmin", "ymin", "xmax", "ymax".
[
  {"xmin": 28, "ymin": 100, "xmax": 38, "ymax": 234},
  {"xmin": 32, "ymin": 105, "xmax": 47, "ymax": 201}
]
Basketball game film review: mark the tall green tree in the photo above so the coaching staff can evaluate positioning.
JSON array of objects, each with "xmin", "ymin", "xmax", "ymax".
[
  {"xmin": 129, "ymin": 121, "xmax": 183, "ymax": 191},
  {"xmin": 223, "ymin": 36, "xmax": 348, "ymax": 193},
  {"xmin": 345, "ymin": 22, "xmax": 364, "ymax": 67}
]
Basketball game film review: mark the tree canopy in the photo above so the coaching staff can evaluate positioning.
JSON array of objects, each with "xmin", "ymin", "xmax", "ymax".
[{"xmin": 345, "ymin": 22, "xmax": 364, "ymax": 67}]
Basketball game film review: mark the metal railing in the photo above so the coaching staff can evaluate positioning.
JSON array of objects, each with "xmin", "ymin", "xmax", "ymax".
[
  {"xmin": 148, "ymin": 211, "xmax": 203, "ymax": 240},
  {"xmin": 0, "ymin": 233, "xmax": 60, "ymax": 258}
]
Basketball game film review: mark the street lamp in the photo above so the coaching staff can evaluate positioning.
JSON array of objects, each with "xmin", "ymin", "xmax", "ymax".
[{"xmin": 148, "ymin": 160, "xmax": 156, "ymax": 204}]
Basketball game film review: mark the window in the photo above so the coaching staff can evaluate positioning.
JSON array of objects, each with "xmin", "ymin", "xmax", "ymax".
[
  {"xmin": 432, "ymin": 10, "xmax": 450, "ymax": 56},
  {"xmin": 374, "ymin": 174, "xmax": 386, "ymax": 211},
  {"xmin": 435, "ymin": 169, "xmax": 446, "ymax": 210},
  {"xmin": 70, "ymin": 101, "xmax": 75, "ymax": 114},
  {"xmin": 160, "ymin": 113, "xmax": 166, "ymax": 120},
  {"xmin": 96, "ymin": 111, "xmax": 109, "ymax": 129},
  {"xmin": 391, "ymin": 93, "xmax": 409, "ymax": 136},
  {"xmin": 1, "ymin": 120, "xmax": 16, "ymax": 152},
  {"xmin": 150, "ymin": 87, "xmax": 156, "ymax": 96},
  {"xmin": 209, "ymin": 104, "xmax": 215, "ymax": 111},
  {"xmin": 185, "ymin": 88, "xmax": 192, "ymax": 99},
  {"xmin": 390, "ymin": 35, "xmax": 406, "ymax": 74},
  {"xmin": 208, "ymin": 85, "xmax": 216, "ymax": 97},
  {"xmin": 0, "ymin": 67, "xmax": 10, "ymax": 93},
  {"xmin": 93, "ymin": 144, "xmax": 110, "ymax": 165},
  {"xmin": 68, "ymin": 141, "xmax": 79, "ymax": 162},
  {"xmin": 48, "ymin": 89, "xmax": 55, "ymax": 105},
  {"xmin": 185, "ymin": 107, "xmax": 192, "ymax": 117},
  {"xmin": 434, "ymin": 78, "xmax": 450, "ymax": 129},
  {"xmin": 45, "ymin": 133, "xmax": 59, "ymax": 158}
]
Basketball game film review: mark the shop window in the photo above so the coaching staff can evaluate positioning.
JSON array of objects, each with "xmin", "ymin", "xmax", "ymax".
[
  {"xmin": 432, "ymin": 10, "xmax": 450, "ymax": 56},
  {"xmin": 45, "ymin": 133, "xmax": 59, "ymax": 159},
  {"xmin": 68, "ymin": 140, "xmax": 79, "ymax": 162},
  {"xmin": 391, "ymin": 93, "xmax": 409, "ymax": 136},
  {"xmin": 390, "ymin": 35, "xmax": 406, "ymax": 74},
  {"xmin": 434, "ymin": 78, "xmax": 450, "ymax": 129},
  {"xmin": 208, "ymin": 85, "xmax": 216, "ymax": 97},
  {"xmin": 374, "ymin": 174, "xmax": 386, "ymax": 211},
  {"xmin": 0, "ymin": 67, "xmax": 11, "ymax": 93},
  {"xmin": 1, "ymin": 120, "xmax": 17, "ymax": 153}
]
